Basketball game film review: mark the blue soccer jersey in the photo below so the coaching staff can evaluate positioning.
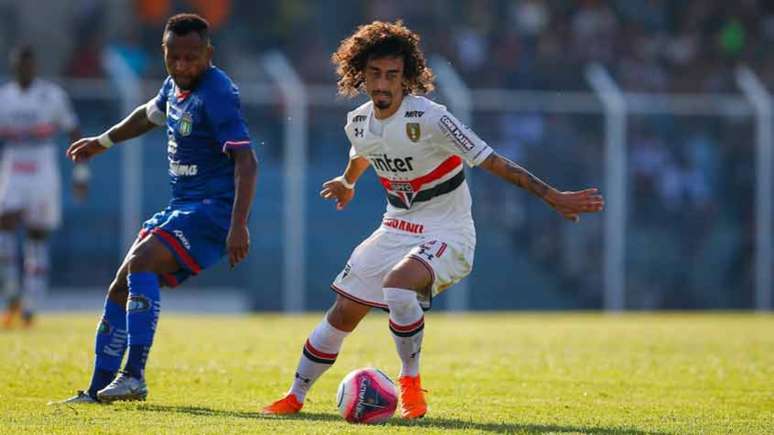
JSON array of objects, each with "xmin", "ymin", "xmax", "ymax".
[
  {"xmin": 141, "ymin": 66, "xmax": 253, "ymax": 286},
  {"xmin": 148, "ymin": 66, "xmax": 252, "ymax": 204}
]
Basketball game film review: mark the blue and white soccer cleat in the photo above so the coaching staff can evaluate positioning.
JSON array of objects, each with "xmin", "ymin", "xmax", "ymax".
[
  {"xmin": 96, "ymin": 372, "xmax": 148, "ymax": 402},
  {"xmin": 48, "ymin": 390, "xmax": 101, "ymax": 405}
]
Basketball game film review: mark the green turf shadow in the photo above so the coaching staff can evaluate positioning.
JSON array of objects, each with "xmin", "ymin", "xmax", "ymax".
[{"xmin": 134, "ymin": 404, "xmax": 667, "ymax": 434}]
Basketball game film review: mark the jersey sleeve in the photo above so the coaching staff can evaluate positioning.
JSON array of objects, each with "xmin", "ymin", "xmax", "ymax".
[
  {"xmin": 426, "ymin": 108, "xmax": 493, "ymax": 167},
  {"xmin": 52, "ymin": 86, "xmax": 78, "ymax": 131},
  {"xmin": 344, "ymin": 111, "xmax": 364, "ymax": 158},
  {"xmin": 205, "ymin": 85, "xmax": 252, "ymax": 153},
  {"xmin": 146, "ymin": 77, "xmax": 171, "ymax": 126}
]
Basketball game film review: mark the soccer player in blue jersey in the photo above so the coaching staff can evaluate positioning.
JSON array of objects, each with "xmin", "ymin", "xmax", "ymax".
[{"xmin": 52, "ymin": 13, "xmax": 258, "ymax": 404}]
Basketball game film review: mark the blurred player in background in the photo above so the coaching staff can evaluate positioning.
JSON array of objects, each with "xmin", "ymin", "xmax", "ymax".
[
  {"xmin": 263, "ymin": 21, "xmax": 604, "ymax": 419},
  {"xmin": 0, "ymin": 45, "xmax": 88, "ymax": 328},
  {"xmin": 52, "ymin": 13, "xmax": 258, "ymax": 404}
]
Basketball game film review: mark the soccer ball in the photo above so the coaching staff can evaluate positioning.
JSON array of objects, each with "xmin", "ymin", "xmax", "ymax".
[{"xmin": 336, "ymin": 368, "xmax": 398, "ymax": 424}]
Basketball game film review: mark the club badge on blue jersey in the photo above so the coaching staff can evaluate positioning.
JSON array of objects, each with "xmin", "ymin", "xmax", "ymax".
[{"xmin": 179, "ymin": 112, "xmax": 193, "ymax": 136}]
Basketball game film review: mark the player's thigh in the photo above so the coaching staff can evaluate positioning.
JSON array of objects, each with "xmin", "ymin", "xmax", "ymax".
[
  {"xmin": 399, "ymin": 238, "xmax": 474, "ymax": 300},
  {"xmin": 107, "ymin": 233, "xmax": 151, "ymax": 305},
  {"xmin": 0, "ymin": 211, "xmax": 22, "ymax": 231},
  {"xmin": 326, "ymin": 295, "xmax": 372, "ymax": 332},
  {"xmin": 382, "ymin": 257, "xmax": 433, "ymax": 293},
  {"xmin": 26, "ymin": 228, "xmax": 49, "ymax": 241},
  {"xmin": 0, "ymin": 171, "xmax": 25, "ymax": 230},
  {"xmin": 24, "ymin": 169, "xmax": 61, "ymax": 232},
  {"xmin": 126, "ymin": 233, "xmax": 180, "ymax": 275}
]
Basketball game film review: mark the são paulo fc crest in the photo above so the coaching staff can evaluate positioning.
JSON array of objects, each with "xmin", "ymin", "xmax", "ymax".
[
  {"xmin": 406, "ymin": 122, "xmax": 421, "ymax": 142},
  {"xmin": 178, "ymin": 112, "xmax": 193, "ymax": 136}
]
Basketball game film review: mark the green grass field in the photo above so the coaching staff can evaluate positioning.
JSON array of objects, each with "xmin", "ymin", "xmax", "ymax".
[{"xmin": 1, "ymin": 312, "xmax": 772, "ymax": 434}]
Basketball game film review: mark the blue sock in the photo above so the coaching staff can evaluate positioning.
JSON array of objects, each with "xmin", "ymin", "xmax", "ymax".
[
  {"xmin": 88, "ymin": 299, "xmax": 127, "ymax": 397},
  {"xmin": 124, "ymin": 272, "xmax": 160, "ymax": 379}
]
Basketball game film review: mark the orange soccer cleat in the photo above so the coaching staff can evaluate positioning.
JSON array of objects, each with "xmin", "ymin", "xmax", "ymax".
[
  {"xmin": 261, "ymin": 393, "xmax": 303, "ymax": 415},
  {"xmin": 398, "ymin": 375, "xmax": 427, "ymax": 419},
  {"xmin": 2, "ymin": 299, "xmax": 21, "ymax": 329}
]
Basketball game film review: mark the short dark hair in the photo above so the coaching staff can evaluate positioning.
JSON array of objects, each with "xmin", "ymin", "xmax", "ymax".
[{"xmin": 164, "ymin": 13, "xmax": 210, "ymax": 43}]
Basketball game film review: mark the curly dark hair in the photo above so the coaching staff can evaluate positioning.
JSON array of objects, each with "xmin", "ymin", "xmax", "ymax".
[{"xmin": 332, "ymin": 20, "xmax": 435, "ymax": 97}]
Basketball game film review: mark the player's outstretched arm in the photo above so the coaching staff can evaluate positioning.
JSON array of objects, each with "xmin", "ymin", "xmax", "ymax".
[
  {"xmin": 66, "ymin": 105, "xmax": 158, "ymax": 163},
  {"xmin": 478, "ymin": 152, "xmax": 604, "ymax": 222},
  {"xmin": 227, "ymin": 148, "xmax": 258, "ymax": 268},
  {"xmin": 320, "ymin": 156, "xmax": 370, "ymax": 210}
]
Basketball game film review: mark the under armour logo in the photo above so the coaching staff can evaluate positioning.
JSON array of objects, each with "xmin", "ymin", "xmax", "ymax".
[
  {"xmin": 295, "ymin": 372, "xmax": 311, "ymax": 384},
  {"xmin": 354, "ymin": 128, "xmax": 364, "ymax": 138}
]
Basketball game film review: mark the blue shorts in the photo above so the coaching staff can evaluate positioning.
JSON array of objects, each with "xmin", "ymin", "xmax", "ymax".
[{"xmin": 139, "ymin": 199, "xmax": 231, "ymax": 287}]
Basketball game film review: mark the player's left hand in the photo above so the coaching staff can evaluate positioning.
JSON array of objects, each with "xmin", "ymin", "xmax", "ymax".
[
  {"xmin": 544, "ymin": 188, "xmax": 605, "ymax": 222},
  {"xmin": 320, "ymin": 177, "xmax": 355, "ymax": 210},
  {"xmin": 226, "ymin": 224, "xmax": 250, "ymax": 268},
  {"xmin": 66, "ymin": 137, "xmax": 108, "ymax": 163}
]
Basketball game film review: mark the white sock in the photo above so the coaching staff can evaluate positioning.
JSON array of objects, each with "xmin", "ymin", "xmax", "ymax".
[
  {"xmin": 22, "ymin": 239, "xmax": 48, "ymax": 315},
  {"xmin": 0, "ymin": 232, "xmax": 19, "ymax": 301},
  {"xmin": 289, "ymin": 318, "xmax": 349, "ymax": 403},
  {"xmin": 384, "ymin": 287, "xmax": 424, "ymax": 377}
]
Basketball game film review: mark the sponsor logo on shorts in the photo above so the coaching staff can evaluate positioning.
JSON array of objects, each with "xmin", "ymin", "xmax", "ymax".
[
  {"xmin": 173, "ymin": 229, "xmax": 192, "ymax": 250},
  {"xmin": 416, "ymin": 240, "xmax": 446, "ymax": 261},
  {"xmin": 383, "ymin": 218, "xmax": 424, "ymax": 234},
  {"xmin": 127, "ymin": 295, "xmax": 150, "ymax": 313}
]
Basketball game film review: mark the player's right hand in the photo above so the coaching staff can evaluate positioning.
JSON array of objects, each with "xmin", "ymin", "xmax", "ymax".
[
  {"xmin": 66, "ymin": 137, "xmax": 108, "ymax": 163},
  {"xmin": 320, "ymin": 177, "xmax": 355, "ymax": 210}
]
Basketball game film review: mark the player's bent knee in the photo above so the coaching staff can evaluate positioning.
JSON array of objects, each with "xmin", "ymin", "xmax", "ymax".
[
  {"xmin": 383, "ymin": 258, "xmax": 432, "ymax": 291},
  {"xmin": 327, "ymin": 297, "xmax": 370, "ymax": 332},
  {"xmin": 107, "ymin": 280, "xmax": 128, "ymax": 306}
]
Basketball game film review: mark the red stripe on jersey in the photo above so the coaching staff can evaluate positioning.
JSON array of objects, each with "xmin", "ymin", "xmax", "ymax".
[
  {"xmin": 151, "ymin": 228, "xmax": 202, "ymax": 274},
  {"xmin": 378, "ymin": 155, "xmax": 462, "ymax": 193}
]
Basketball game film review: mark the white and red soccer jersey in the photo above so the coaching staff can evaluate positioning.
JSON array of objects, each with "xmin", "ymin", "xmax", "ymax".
[
  {"xmin": 345, "ymin": 95, "xmax": 493, "ymax": 237},
  {"xmin": 0, "ymin": 79, "xmax": 78, "ymax": 229},
  {"xmin": 332, "ymin": 95, "xmax": 492, "ymax": 308}
]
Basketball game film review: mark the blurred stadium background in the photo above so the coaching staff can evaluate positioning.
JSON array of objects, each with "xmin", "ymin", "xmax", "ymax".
[{"xmin": 1, "ymin": 0, "xmax": 772, "ymax": 313}]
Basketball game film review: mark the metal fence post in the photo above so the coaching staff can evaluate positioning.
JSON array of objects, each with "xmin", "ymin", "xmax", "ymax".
[
  {"xmin": 586, "ymin": 64, "xmax": 627, "ymax": 312},
  {"xmin": 736, "ymin": 66, "xmax": 773, "ymax": 312},
  {"xmin": 102, "ymin": 48, "xmax": 142, "ymax": 256},
  {"xmin": 262, "ymin": 52, "xmax": 307, "ymax": 312}
]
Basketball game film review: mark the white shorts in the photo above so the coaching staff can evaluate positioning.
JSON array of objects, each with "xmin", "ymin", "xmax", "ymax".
[
  {"xmin": 331, "ymin": 226, "xmax": 475, "ymax": 310},
  {"xmin": 0, "ymin": 151, "xmax": 61, "ymax": 230}
]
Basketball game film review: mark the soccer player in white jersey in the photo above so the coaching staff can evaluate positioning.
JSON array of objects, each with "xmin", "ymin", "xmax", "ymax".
[
  {"xmin": 0, "ymin": 46, "xmax": 86, "ymax": 327},
  {"xmin": 263, "ymin": 21, "xmax": 604, "ymax": 419}
]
